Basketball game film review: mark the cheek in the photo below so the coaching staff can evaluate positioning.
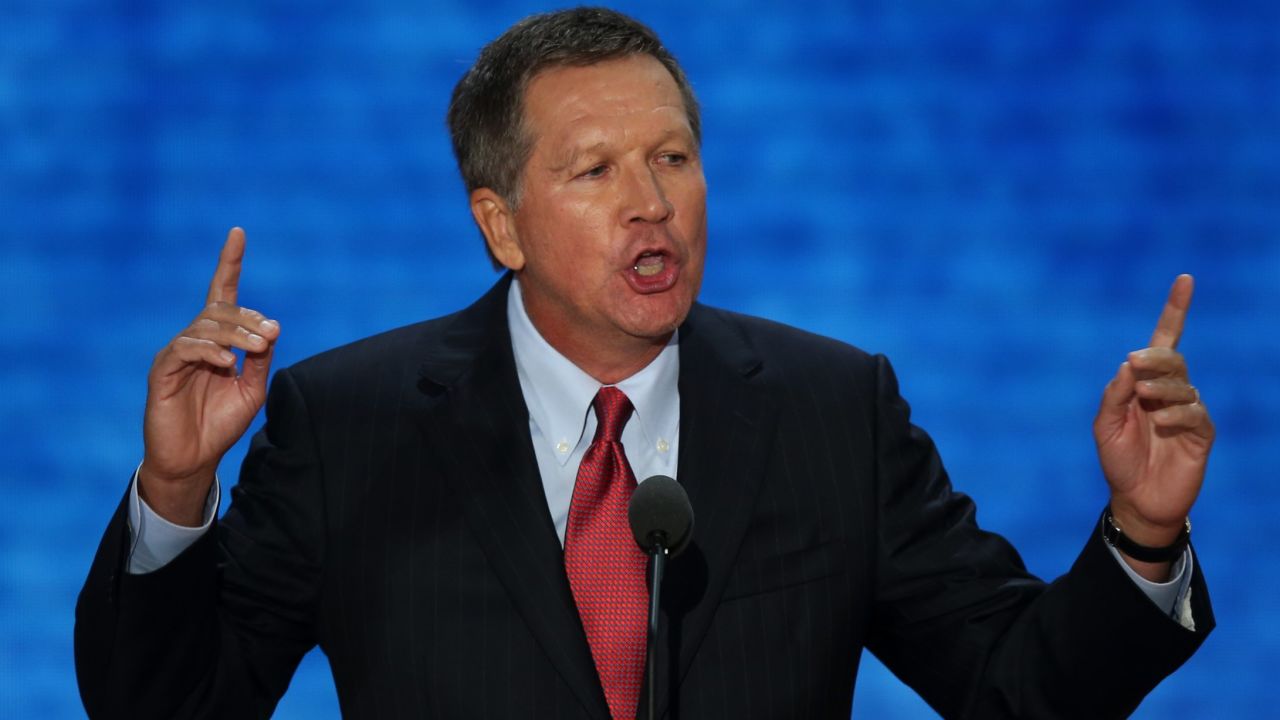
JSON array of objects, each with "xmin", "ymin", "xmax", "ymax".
[
  {"xmin": 556, "ymin": 201, "xmax": 621, "ymax": 266},
  {"xmin": 518, "ymin": 198, "xmax": 592, "ymax": 265},
  {"xmin": 672, "ymin": 179, "xmax": 708, "ymax": 237}
]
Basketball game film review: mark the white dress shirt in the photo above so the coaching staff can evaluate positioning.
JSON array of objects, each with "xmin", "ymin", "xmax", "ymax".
[
  {"xmin": 125, "ymin": 277, "xmax": 1193, "ymax": 628},
  {"xmin": 507, "ymin": 277, "xmax": 679, "ymax": 544}
]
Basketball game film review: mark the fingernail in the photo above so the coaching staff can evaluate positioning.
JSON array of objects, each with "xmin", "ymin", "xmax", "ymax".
[
  {"xmin": 261, "ymin": 319, "xmax": 279, "ymax": 332},
  {"xmin": 220, "ymin": 350, "xmax": 236, "ymax": 363},
  {"xmin": 248, "ymin": 333, "xmax": 264, "ymax": 345}
]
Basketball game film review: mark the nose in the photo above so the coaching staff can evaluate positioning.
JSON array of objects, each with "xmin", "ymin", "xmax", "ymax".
[{"xmin": 620, "ymin": 163, "xmax": 673, "ymax": 225}]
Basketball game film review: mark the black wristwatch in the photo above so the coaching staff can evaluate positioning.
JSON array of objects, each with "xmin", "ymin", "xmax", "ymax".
[{"xmin": 1101, "ymin": 508, "xmax": 1191, "ymax": 563}]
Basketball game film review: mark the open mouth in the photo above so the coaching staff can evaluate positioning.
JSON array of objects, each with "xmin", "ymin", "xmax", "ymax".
[
  {"xmin": 634, "ymin": 251, "xmax": 665, "ymax": 277},
  {"xmin": 626, "ymin": 249, "xmax": 679, "ymax": 293}
]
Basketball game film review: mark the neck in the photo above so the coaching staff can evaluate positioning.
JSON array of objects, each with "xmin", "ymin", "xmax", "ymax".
[
  {"xmin": 518, "ymin": 298, "xmax": 671, "ymax": 386},
  {"xmin": 544, "ymin": 331, "xmax": 671, "ymax": 386}
]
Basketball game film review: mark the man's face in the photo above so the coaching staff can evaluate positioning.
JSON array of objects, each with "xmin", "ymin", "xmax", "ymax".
[{"xmin": 505, "ymin": 54, "xmax": 707, "ymax": 360}]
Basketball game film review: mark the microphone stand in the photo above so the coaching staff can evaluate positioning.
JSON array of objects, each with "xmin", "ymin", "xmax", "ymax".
[{"xmin": 644, "ymin": 533, "xmax": 669, "ymax": 720}]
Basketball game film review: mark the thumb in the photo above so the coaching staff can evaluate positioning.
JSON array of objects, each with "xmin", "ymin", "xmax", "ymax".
[
  {"xmin": 1094, "ymin": 361, "xmax": 1136, "ymax": 442},
  {"xmin": 241, "ymin": 338, "xmax": 276, "ymax": 403}
]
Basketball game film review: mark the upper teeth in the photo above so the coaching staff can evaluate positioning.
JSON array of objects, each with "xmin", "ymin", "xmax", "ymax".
[{"xmin": 635, "ymin": 254, "xmax": 664, "ymax": 276}]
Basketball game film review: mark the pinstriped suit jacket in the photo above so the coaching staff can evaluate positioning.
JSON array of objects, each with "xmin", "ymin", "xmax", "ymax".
[{"xmin": 76, "ymin": 274, "xmax": 1212, "ymax": 719}]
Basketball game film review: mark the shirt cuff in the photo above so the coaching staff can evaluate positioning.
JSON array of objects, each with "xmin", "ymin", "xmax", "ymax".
[
  {"xmin": 1106, "ymin": 540, "xmax": 1196, "ymax": 631},
  {"xmin": 126, "ymin": 464, "xmax": 220, "ymax": 574}
]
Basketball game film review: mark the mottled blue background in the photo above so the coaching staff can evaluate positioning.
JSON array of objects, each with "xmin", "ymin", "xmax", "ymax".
[{"xmin": 2, "ymin": 1, "xmax": 1277, "ymax": 717}]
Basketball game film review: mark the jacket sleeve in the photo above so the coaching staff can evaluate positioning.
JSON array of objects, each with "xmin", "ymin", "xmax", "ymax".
[
  {"xmin": 75, "ymin": 367, "xmax": 326, "ymax": 719},
  {"xmin": 862, "ymin": 354, "xmax": 1213, "ymax": 719}
]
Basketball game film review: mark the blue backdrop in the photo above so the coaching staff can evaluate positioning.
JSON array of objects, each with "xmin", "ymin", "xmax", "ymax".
[{"xmin": 2, "ymin": 1, "xmax": 1276, "ymax": 717}]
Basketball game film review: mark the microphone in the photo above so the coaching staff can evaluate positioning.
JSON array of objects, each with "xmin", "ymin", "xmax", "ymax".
[
  {"xmin": 628, "ymin": 475, "xmax": 693, "ymax": 720},
  {"xmin": 629, "ymin": 475, "xmax": 693, "ymax": 557}
]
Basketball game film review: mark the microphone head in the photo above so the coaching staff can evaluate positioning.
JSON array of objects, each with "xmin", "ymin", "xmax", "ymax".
[{"xmin": 629, "ymin": 475, "xmax": 694, "ymax": 556}]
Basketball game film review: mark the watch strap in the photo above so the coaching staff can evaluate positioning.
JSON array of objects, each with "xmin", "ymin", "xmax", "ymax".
[{"xmin": 1102, "ymin": 508, "xmax": 1191, "ymax": 563}]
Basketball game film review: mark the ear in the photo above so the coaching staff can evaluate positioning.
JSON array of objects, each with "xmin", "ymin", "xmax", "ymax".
[{"xmin": 470, "ymin": 188, "xmax": 525, "ymax": 271}]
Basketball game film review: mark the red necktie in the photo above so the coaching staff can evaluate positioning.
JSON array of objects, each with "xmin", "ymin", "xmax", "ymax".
[{"xmin": 565, "ymin": 387, "xmax": 649, "ymax": 720}]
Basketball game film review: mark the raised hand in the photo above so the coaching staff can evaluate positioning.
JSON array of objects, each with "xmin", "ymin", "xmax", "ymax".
[
  {"xmin": 1093, "ymin": 274, "xmax": 1214, "ymax": 576},
  {"xmin": 138, "ymin": 228, "xmax": 281, "ymax": 525}
]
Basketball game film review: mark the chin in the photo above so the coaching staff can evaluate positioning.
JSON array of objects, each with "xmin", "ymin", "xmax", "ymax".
[{"xmin": 618, "ymin": 295, "xmax": 693, "ymax": 340}]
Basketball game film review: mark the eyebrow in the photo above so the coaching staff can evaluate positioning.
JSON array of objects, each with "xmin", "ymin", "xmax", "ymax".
[
  {"xmin": 547, "ymin": 141, "xmax": 609, "ymax": 175},
  {"xmin": 546, "ymin": 126, "xmax": 694, "ymax": 175}
]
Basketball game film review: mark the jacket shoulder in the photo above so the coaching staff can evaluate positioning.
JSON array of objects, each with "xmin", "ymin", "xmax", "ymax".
[
  {"xmin": 281, "ymin": 275, "xmax": 511, "ymax": 391},
  {"xmin": 693, "ymin": 303, "xmax": 881, "ymax": 379},
  {"xmin": 286, "ymin": 315, "xmax": 450, "ymax": 382}
]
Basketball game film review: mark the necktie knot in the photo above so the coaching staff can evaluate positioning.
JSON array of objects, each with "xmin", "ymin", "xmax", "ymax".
[{"xmin": 592, "ymin": 386, "xmax": 634, "ymax": 444}]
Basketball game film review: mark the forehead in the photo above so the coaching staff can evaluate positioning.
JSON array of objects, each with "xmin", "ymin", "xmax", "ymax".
[{"xmin": 521, "ymin": 55, "xmax": 689, "ymax": 153}]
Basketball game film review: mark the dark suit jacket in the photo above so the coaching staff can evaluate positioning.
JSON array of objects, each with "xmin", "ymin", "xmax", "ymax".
[{"xmin": 76, "ymin": 274, "xmax": 1213, "ymax": 719}]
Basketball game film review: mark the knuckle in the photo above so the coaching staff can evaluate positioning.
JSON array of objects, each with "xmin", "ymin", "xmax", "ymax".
[
  {"xmin": 205, "ymin": 300, "xmax": 241, "ymax": 319},
  {"xmin": 173, "ymin": 336, "xmax": 207, "ymax": 354},
  {"xmin": 192, "ymin": 316, "xmax": 220, "ymax": 333}
]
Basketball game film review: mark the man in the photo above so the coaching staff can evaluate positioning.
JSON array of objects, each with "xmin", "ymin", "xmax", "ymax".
[{"xmin": 76, "ymin": 7, "xmax": 1214, "ymax": 719}]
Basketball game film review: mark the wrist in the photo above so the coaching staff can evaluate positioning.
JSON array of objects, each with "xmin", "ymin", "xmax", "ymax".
[
  {"xmin": 138, "ymin": 463, "xmax": 216, "ymax": 527},
  {"xmin": 1107, "ymin": 503, "xmax": 1187, "ymax": 548},
  {"xmin": 1102, "ymin": 505, "xmax": 1190, "ymax": 566}
]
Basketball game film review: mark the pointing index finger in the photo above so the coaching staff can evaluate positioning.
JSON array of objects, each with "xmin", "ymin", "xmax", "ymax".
[
  {"xmin": 206, "ymin": 227, "xmax": 246, "ymax": 306},
  {"xmin": 1149, "ymin": 274, "xmax": 1194, "ymax": 349}
]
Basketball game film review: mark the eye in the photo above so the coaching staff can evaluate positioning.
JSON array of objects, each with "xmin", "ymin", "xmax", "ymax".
[
  {"xmin": 578, "ymin": 164, "xmax": 608, "ymax": 179},
  {"xmin": 658, "ymin": 152, "xmax": 687, "ymax": 166}
]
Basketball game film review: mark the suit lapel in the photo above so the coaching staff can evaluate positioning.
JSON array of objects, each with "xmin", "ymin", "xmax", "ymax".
[
  {"xmin": 411, "ymin": 282, "xmax": 777, "ymax": 720},
  {"xmin": 650, "ymin": 304, "xmax": 778, "ymax": 718},
  {"xmin": 413, "ymin": 275, "xmax": 611, "ymax": 720}
]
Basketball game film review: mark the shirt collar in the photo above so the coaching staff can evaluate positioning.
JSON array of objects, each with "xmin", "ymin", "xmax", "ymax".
[{"xmin": 507, "ymin": 277, "xmax": 679, "ymax": 465}]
